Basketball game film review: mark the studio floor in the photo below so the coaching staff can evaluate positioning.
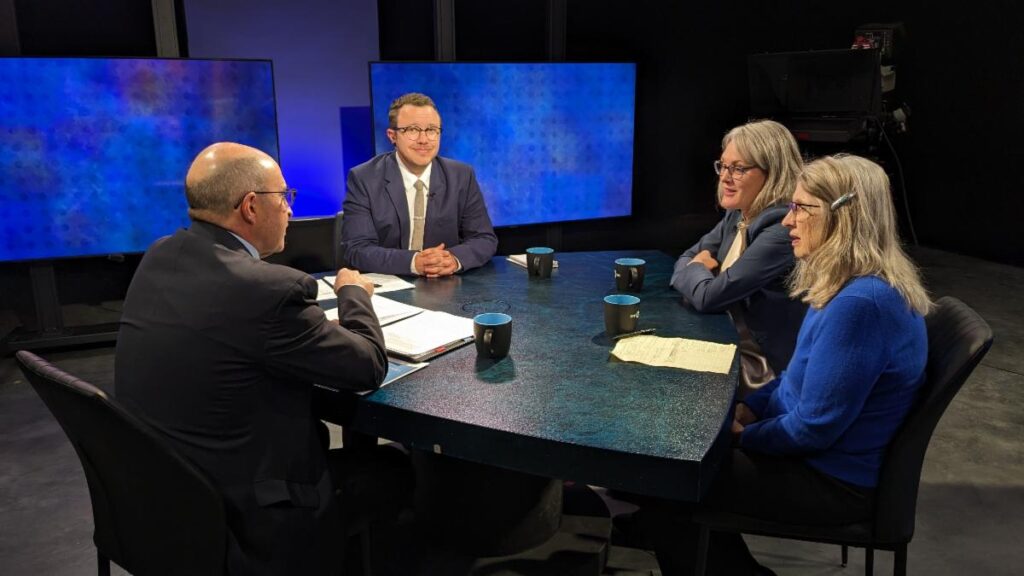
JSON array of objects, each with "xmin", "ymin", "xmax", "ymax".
[{"xmin": 1, "ymin": 246, "xmax": 1021, "ymax": 575}]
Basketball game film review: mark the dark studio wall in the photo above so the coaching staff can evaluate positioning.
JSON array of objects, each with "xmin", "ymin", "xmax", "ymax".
[
  {"xmin": 378, "ymin": 0, "xmax": 1023, "ymax": 266},
  {"xmin": 893, "ymin": 0, "xmax": 1024, "ymax": 266}
]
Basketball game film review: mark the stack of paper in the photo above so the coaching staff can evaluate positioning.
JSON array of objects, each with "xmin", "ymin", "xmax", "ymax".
[
  {"xmin": 316, "ymin": 280, "xmax": 337, "ymax": 301},
  {"xmin": 321, "ymin": 294, "xmax": 420, "ymax": 325},
  {"xmin": 370, "ymin": 295, "xmax": 422, "ymax": 326}
]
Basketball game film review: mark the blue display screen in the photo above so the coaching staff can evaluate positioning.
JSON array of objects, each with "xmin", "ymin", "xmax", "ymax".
[
  {"xmin": 369, "ymin": 62, "xmax": 636, "ymax": 227},
  {"xmin": 0, "ymin": 57, "xmax": 279, "ymax": 262}
]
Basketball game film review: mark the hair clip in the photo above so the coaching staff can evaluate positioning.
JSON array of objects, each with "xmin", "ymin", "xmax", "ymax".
[{"xmin": 830, "ymin": 192, "xmax": 857, "ymax": 210}]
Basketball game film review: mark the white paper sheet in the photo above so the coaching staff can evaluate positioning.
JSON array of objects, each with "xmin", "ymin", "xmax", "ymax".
[
  {"xmin": 322, "ymin": 273, "xmax": 415, "ymax": 294},
  {"xmin": 610, "ymin": 335, "xmax": 736, "ymax": 374}
]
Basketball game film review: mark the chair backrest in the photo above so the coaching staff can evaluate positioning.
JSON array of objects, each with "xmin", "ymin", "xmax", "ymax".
[
  {"xmin": 873, "ymin": 296, "xmax": 993, "ymax": 543},
  {"xmin": 265, "ymin": 214, "xmax": 337, "ymax": 272},
  {"xmin": 15, "ymin": 350, "xmax": 226, "ymax": 576},
  {"xmin": 335, "ymin": 210, "xmax": 346, "ymax": 270}
]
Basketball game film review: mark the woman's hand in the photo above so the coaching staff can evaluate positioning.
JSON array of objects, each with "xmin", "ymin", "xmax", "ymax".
[
  {"xmin": 735, "ymin": 402, "xmax": 758, "ymax": 426},
  {"xmin": 731, "ymin": 418, "xmax": 745, "ymax": 444},
  {"xmin": 731, "ymin": 404, "xmax": 758, "ymax": 444},
  {"xmin": 689, "ymin": 249, "xmax": 720, "ymax": 272}
]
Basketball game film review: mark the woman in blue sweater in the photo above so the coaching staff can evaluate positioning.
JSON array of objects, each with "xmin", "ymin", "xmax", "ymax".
[{"xmin": 643, "ymin": 155, "xmax": 932, "ymax": 576}]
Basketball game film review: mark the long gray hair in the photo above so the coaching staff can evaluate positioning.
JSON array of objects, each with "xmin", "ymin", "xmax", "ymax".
[{"xmin": 789, "ymin": 154, "xmax": 931, "ymax": 314}]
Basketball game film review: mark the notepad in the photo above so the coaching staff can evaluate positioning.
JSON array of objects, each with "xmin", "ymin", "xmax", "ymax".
[{"xmin": 610, "ymin": 335, "xmax": 737, "ymax": 374}]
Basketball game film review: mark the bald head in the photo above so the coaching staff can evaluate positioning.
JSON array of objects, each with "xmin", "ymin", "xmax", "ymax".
[{"xmin": 185, "ymin": 142, "xmax": 283, "ymax": 222}]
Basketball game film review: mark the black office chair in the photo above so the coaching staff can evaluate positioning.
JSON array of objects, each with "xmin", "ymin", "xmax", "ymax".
[
  {"xmin": 335, "ymin": 210, "xmax": 347, "ymax": 270},
  {"xmin": 15, "ymin": 350, "xmax": 226, "ymax": 576},
  {"xmin": 693, "ymin": 296, "xmax": 994, "ymax": 576}
]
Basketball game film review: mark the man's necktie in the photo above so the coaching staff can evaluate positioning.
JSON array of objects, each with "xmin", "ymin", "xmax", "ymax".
[{"xmin": 411, "ymin": 180, "xmax": 426, "ymax": 251}]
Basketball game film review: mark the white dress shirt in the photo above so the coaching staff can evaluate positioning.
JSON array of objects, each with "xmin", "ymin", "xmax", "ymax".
[{"xmin": 395, "ymin": 155, "xmax": 432, "ymax": 274}]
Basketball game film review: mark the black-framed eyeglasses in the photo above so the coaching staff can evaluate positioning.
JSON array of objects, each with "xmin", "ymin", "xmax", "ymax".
[
  {"xmin": 713, "ymin": 160, "xmax": 760, "ymax": 180},
  {"xmin": 233, "ymin": 188, "xmax": 297, "ymax": 209},
  {"xmin": 392, "ymin": 125, "xmax": 442, "ymax": 141},
  {"xmin": 787, "ymin": 201, "xmax": 820, "ymax": 217}
]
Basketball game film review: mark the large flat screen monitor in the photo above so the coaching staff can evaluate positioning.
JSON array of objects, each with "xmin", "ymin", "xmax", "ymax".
[
  {"xmin": 748, "ymin": 49, "xmax": 882, "ymax": 118},
  {"xmin": 0, "ymin": 57, "xmax": 279, "ymax": 262},
  {"xmin": 369, "ymin": 62, "xmax": 636, "ymax": 227}
]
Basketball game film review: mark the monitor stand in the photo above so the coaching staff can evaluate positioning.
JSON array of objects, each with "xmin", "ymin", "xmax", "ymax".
[{"xmin": 2, "ymin": 263, "xmax": 119, "ymax": 354}]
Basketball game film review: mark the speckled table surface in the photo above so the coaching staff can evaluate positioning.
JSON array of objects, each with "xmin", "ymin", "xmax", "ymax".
[{"xmin": 345, "ymin": 250, "xmax": 740, "ymax": 502}]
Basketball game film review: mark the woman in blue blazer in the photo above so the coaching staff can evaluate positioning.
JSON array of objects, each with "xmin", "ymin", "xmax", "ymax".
[{"xmin": 670, "ymin": 119, "xmax": 808, "ymax": 395}]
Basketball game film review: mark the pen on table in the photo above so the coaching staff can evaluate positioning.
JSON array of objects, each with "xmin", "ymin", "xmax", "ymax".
[
  {"xmin": 373, "ymin": 283, "xmax": 383, "ymax": 288},
  {"xmin": 612, "ymin": 328, "xmax": 657, "ymax": 341}
]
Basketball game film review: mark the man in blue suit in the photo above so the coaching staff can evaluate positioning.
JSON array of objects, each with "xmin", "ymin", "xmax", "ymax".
[{"xmin": 342, "ymin": 93, "xmax": 498, "ymax": 276}]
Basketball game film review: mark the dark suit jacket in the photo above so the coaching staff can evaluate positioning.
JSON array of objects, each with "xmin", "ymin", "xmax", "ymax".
[
  {"xmin": 670, "ymin": 205, "xmax": 807, "ymax": 374},
  {"xmin": 341, "ymin": 152, "xmax": 498, "ymax": 275},
  {"xmin": 115, "ymin": 220, "xmax": 387, "ymax": 576}
]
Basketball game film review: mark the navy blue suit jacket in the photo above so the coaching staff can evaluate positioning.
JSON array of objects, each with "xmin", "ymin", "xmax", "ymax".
[
  {"xmin": 670, "ymin": 205, "xmax": 808, "ymax": 374},
  {"xmin": 341, "ymin": 152, "xmax": 498, "ymax": 275}
]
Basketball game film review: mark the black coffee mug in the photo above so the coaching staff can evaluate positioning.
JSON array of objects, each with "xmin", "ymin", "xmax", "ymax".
[
  {"xmin": 603, "ymin": 294, "xmax": 640, "ymax": 337},
  {"xmin": 614, "ymin": 257, "xmax": 646, "ymax": 292},
  {"xmin": 526, "ymin": 247, "xmax": 554, "ymax": 279},
  {"xmin": 473, "ymin": 313, "xmax": 512, "ymax": 358}
]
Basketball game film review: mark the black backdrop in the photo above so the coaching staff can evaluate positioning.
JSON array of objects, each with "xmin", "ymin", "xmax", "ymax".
[{"xmin": 379, "ymin": 0, "xmax": 1024, "ymax": 266}]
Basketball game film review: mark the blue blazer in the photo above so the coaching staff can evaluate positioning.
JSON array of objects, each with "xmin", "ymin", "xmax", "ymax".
[
  {"xmin": 341, "ymin": 152, "xmax": 499, "ymax": 275},
  {"xmin": 670, "ymin": 205, "xmax": 807, "ymax": 374}
]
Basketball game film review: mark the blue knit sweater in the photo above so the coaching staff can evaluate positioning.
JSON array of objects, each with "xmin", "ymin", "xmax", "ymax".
[{"xmin": 739, "ymin": 276, "xmax": 927, "ymax": 488}]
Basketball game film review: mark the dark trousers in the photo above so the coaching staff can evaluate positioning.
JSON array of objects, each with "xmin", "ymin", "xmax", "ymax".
[
  {"xmin": 640, "ymin": 448, "xmax": 874, "ymax": 576},
  {"xmin": 326, "ymin": 433, "xmax": 414, "ymax": 576}
]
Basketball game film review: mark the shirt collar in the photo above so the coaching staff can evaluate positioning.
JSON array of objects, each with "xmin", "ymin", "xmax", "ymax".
[
  {"xmin": 228, "ymin": 231, "xmax": 260, "ymax": 259},
  {"xmin": 395, "ymin": 153, "xmax": 432, "ymax": 191}
]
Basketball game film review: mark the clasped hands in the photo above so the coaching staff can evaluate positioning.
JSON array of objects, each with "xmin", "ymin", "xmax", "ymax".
[{"xmin": 414, "ymin": 243, "xmax": 458, "ymax": 277}]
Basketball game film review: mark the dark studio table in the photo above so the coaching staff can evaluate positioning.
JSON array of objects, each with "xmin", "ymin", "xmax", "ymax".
[{"xmin": 317, "ymin": 250, "xmax": 741, "ymax": 572}]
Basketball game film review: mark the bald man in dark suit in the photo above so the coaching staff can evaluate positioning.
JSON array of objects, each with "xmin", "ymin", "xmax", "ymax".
[{"xmin": 116, "ymin": 142, "xmax": 409, "ymax": 576}]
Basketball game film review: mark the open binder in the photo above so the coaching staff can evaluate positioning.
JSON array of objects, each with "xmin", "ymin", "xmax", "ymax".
[
  {"xmin": 318, "ymin": 281, "xmax": 474, "ymax": 362},
  {"xmin": 381, "ymin": 310, "xmax": 475, "ymax": 362}
]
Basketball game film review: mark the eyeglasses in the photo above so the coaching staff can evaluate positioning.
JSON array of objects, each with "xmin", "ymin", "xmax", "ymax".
[
  {"xmin": 393, "ymin": 125, "xmax": 442, "ymax": 141},
  {"xmin": 713, "ymin": 160, "xmax": 760, "ymax": 181},
  {"xmin": 786, "ymin": 201, "xmax": 820, "ymax": 218},
  {"xmin": 233, "ymin": 188, "xmax": 297, "ymax": 209}
]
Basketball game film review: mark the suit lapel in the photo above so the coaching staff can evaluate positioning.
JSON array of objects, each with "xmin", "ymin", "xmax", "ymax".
[{"xmin": 384, "ymin": 153, "xmax": 411, "ymax": 248}]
